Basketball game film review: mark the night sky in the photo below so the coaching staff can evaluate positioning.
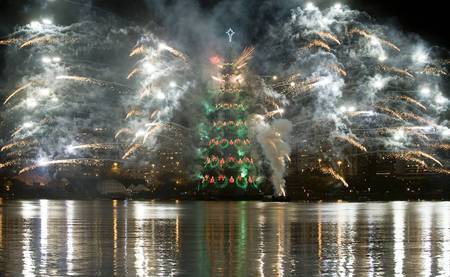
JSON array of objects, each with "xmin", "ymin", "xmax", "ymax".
[
  {"xmin": 0, "ymin": 0, "xmax": 449, "ymax": 46},
  {"xmin": 0, "ymin": 0, "xmax": 449, "ymax": 86}
]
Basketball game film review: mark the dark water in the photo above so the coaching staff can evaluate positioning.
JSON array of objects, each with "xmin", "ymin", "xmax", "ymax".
[{"xmin": 0, "ymin": 200, "xmax": 449, "ymax": 276}]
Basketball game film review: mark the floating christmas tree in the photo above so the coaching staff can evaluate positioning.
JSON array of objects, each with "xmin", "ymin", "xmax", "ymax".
[{"xmin": 198, "ymin": 40, "xmax": 261, "ymax": 195}]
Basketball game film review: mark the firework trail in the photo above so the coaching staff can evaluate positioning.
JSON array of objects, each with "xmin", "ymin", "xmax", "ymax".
[
  {"xmin": 0, "ymin": 18, "xmax": 141, "ymax": 175},
  {"xmin": 406, "ymin": 151, "xmax": 443, "ymax": 167},
  {"xmin": 0, "ymin": 38, "xmax": 18, "ymax": 45},
  {"xmin": 3, "ymin": 83, "xmax": 34, "ymax": 104},
  {"xmin": 259, "ymin": 2, "xmax": 450, "ymax": 187},
  {"xmin": 233, "ymin": 47, "xmax": 255, "ymax": 70},
  {"xmin": 19, "ymin": 35, "xmax": 55, "ymax": 48},
  {"xmin": 320, "ymin": 166, "xmax": 349, "ymax": 187},
  {"xmin": 420, "ymin": 65, "xmax": 448, "ymax": 77},
  {"xmin": 121, "ymin": 144, "xmax": 143, "ymax": 160},
  {"xmin": 378, "ymin": 65, "xmax": 415, "ymax": 79},
  {"xmin": 305, "ymin": 40, "xmax": 331, "ymax": 52},
  {"xmin": 115, "ymin": 128, "xmax": 133, "ymax": 139},
  {"xmin": 337, "ymin": 135, "xmax": 367, "ymax": 152},
  {"xmin": 349, "ymin": 28, "xmax": 401, "ymax": 52},
  {"xmin": 395, "ymin": 96, "xmax": 427, "ymax": 111},
  {"xmin": 18, "ymin": 158, "xmax": 109, "ymax": 175},
  {"xmin": 316, "ymin": 31, "xmax": 341, "ymax": 45},
  {"xmin": 1, "ymin": 1, "xmax": 449, "ymax": 196},
  {"xmin": 115, "ymin": 34, "xmax": 192, "ymax": 160},
  {"xmin": 69, "ymin": 143, "xmax": 118, "ymax": 151}
]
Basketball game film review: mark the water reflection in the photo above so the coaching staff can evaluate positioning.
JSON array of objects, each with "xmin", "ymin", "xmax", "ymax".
[
  {"xmin": 0, "ymin": 200, "xmax": 449, "ymax": 276},
  {"xmin": 393, "ymin": 202, "xmax": 405, "ymax": 277}
]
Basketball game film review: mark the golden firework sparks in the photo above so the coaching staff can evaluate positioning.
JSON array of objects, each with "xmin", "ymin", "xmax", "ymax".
[
  {"xmin": 396, "ymin": 96, "xmax": 427, "ymax": 111},
  {"xmin": 305, "ymin": 39, "xmax": 331, "ymax": 52},
  {"xmin": 329, "ymin": 64, "xmax": 347, "ymax": 77},
  {"xmin": 349, "ymin": 28, "xmax": 400, "ymax": 52},
  {"xmin": 56, "ymin": 75, "xmax": 93, "ymax": 83},
  {"xmin": 316, "ymin": 31, "xmax": 341, "ymax": 45},
  {"xmin": 0, "ymin": 38, "xmax": 19, "ymax": 45},
  {"xmin": 398, "ymin": 111, "xmax": 433, "ymax": 125},
  {"xmin": 378, "ymin": 65, "xmax": 414, "ymax": 79},
  {"xmin": 125, "ymin": 109, "xmax": 144, "ymax": 119},
  {"xmin": 375, "ymin": 106, "xmax": 404, "ymax": 120},
  {"xmin": 388, "ymin": 153, "xmax": 427, "ymax": 167},
  {"xmin": 127, "ymin": 68, "xmax": 140, "ymax": 79},
  {"xmin": 130, "ymin": 45, "xmax": 146, "ymax": 57},
  {"xmin": 419, "ymin": 65, "xmax": 447, "ymax": 77},
  {"xmin": 122, "ymin": 143, "xmax": 142, "ymax": 160},
  {"xmin": 19, "ymin": 35, "xmax": 55, "ymax": 48},
  {"xmin": 233, "ymin": 46, "xmax": 255, "ymax": 70},
  {"xmin": 0, "ymin": 160, "xmax": 20, "ymax": 169},
  {"xmin": 70, "ymin": 143, "xmax": 117, "ymax": 151},
  {"xmin": 407, "ymin": 151, "xmax": 443, "ymax": 167},
  {"xmin": 158, "ymin": 43, "xmax": 188, "ymax": 63},
  {"xmin": 337, "ymin": 135, "xmax": 367, "ymax": 152},
  {"xmin": 320, "ymin": 166, "xmax": 349, "ymax": 187},
  {"xmin": 347, "ymin": 111, "xmax": 375, "ymax": 117},
  {"xmin": 150, "ymin": 109, "xmax": 160, "ymax": 119},
  {"xmin": 19, "ymin": 158, "xmax": 107, "ymax": 175},
  {"xmin": 211, "ymin": 76, "xmax": 224, "ymax": 82},
  {"xmin": 428, "ymin": 167, "xmax": 450, "ymax": 175},
  {"xmin": 275, "ymin": 76, "xmax": 319, "ymax": 96},
  {"xmin": 143, "ymin": 124, "xmax": 162, "ymax": 143},
  {"xmin": 3, "ymin": 82, "xmax": 33, "ymax": 104},
  {"xmin": 432, "ymin": 144, "xmax": 450, "ymax": 151},
  {"xmin": 1, "ymin": 139, "xmax": 34, "ymax": 152},
  {"xmin": 264, "ymin": 109, "xmax": 284, "ymax": 118},
  {"xmin": 115, "ymin": 128, "xmax": 133, "ymax": 139}
]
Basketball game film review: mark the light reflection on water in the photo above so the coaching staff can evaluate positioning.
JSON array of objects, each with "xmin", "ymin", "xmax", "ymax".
[{"xmin": 0, "ymin": 200, "xmax": 449, "ymax": 276}]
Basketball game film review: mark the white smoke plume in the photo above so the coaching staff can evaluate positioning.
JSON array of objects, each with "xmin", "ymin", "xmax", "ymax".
[{"xmin": 249, "ymin": 115, "xmax": 293, "ymax": 197}]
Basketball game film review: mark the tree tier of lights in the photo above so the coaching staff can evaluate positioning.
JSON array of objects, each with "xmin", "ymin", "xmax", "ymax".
[{"xmin": 198, "ymin": 57, "xmax": 261, "ymax": 193}]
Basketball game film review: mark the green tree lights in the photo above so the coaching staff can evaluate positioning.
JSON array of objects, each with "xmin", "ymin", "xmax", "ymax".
[{"xmin": 198, "ymin": 50, "xmax": 261, "ymax": 194}]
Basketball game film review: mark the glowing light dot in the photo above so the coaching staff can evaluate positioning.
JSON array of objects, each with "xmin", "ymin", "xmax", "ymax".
[
  {"xmin": 169, "ymin": 81, "xmax": 177, "ymax": 88},
  {"xmin": 26, "ymin": 98, "xmax": 37, "ymax": 108},
  {"xmin": 370, "ymin": 37, "xmax": 380, "ymax": 46},
  {"xmin": 393, "ymin": 130, "xmax": 405, "ymax": 141},
  {"xmin": 23, "ymin": 122, "xmax": 34, "ymax": 128},
  {"xmin": 37, "ymin": 157, "xmax": 48, "ymax": 165},
  {"xmin": 435, "ymin": 94, "xmax": 448, "ymax": 105},
  {"xmin": 30, "ymin": 21, "xmax": 42, "ymax": 29},
  {"xmin": 158, "ymin": 42, "xmax": 168, "ymax": 50},
  {"xmin": 272, "ymin": 75, "xmax": 278, "ymax": 80},
  {"xmin": 156, "ymin": 91, "xmax": 166, "ymax": 100},
  {"xmin": 290, "ymin": 82, "xmax": 296, "ymax": 87},
  {"xmin": 66, "ymin": 145, "xmax": 75, "ymax": 153},
  {"xmin": 374, "ymin": 80, "xmax": 384, "ymax": 89},
  {"xmin": 41, "ymin": 18, "xmax": 52, "ymax": 25},
  {"xmin": 39, "ymin": 88, "xmax": 51, "ymax": 96},
  {"xmin": 420, "ymin": 87, "xmax": 431, "ymax": 96},
  {"xmin": 378, "ymin": 55, "xmax": 387, "ymax": 62},
  {"xmin": 334, "ymin": 3, "xmax": 342, "ymax": 9},
  {"xmin": 413, "ymin": 50, "xmax": 428, "ymax": 64},
  {"xmin": 442, "ymin": 129, "xmax": 450, "ymax": 137},
  {"xmin": 142, "ymin": 62, "xmax": 155, "ymax": 73},
  {"xmin": 305, "ymin": 2, "xmax": 315, "ymax": 10},
  {"xmin": 51, "ymin": 97, "xmax": 58, "ymax": 102},
  {"xmin": 339, "ymin": 106, "xmax": 347, "ymax": 113},
  {"xmin": 42, "ymin": 56, "xmax": 52, "ymax": 64},
  {"xmin": 135, "ymin": 130, "xmax": 146, "ymax": 137},
  {"xmin": 348, "ymin": 106, "xmax": 356, "ymax": 112},
  {"xmin": 52, "ymin": 56, "xmax": 61, "ymax": 63}
]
